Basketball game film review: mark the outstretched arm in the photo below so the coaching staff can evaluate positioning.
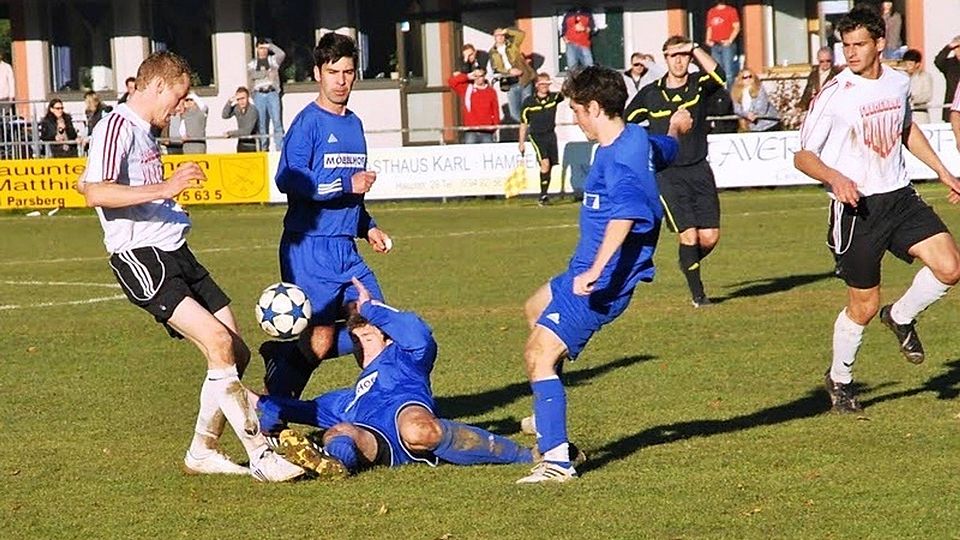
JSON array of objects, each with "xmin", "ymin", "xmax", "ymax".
[{"xmin": 353, "ymin": 278, "xmax": 435, "ymax": 360}]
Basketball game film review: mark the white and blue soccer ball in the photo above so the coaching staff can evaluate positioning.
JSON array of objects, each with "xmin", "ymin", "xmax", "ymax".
[{"xmin": 256, "ymin": 282, "xmax": 312, "ymax": 340}]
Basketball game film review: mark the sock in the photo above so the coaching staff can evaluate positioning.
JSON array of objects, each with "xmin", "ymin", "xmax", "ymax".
[
  {"xmin": 891, "ymin": 266, "xmax": 951, "ymax": 324},
  {"xmin": 679, "ymin": 243, "xmax": 705, "ymax": 299},
  {"xmin": 262, "ymin": 340, "xmax": 317, "ymax": 399},
  {"xmin": 257, "ymin": 395, "xmax": 319, "ymax": 432},
  {"xmin": 432, "ymin": 419, "xmax": 533, "ymax": 465},
  {"xmin": 324, "ymin": 435, "xmax": 359, "ymax": 472},
  {"xmin": 205, "ymin": 365, "xmax": 269, "ymax": 462},
  {"xmin": 539, "ymin": 171, "xmax": 550, "ymax": 196},
  {"xmin": 831, "ymin": 309, "xmax": 864, "ymax": 385},
  {"xmin": 531, "ymin": 376, "xmax": 569, "ymax": 467},
  {"xmin": 188, "ymin": 388, "xmax": 226, "ymax": 459}
]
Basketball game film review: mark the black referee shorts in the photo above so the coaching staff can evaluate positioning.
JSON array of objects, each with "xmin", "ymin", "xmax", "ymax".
[
  {"xmin": 528, "ymin": 132, "xmax": 558, "ymax": 166},
  {"xmin": 827, "ymin": 185, "xmax": 949, "ymax": 289},
  {"xmin": 108, "ymin": 244, "xmax": 231, "ymax": 338},
  {"xmin": 656, "ymin": 160, "xmax": 720, "ymax": 233}
]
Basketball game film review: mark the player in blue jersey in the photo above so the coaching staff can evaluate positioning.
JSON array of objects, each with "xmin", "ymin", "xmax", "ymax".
[
  {"xmin": 248, "ymin": 278, "xmax": 537, "ymax": 475},
  {"xmin": 516, "ymin": 66, "xmax": 690, "ymax": 484},
  {"xmin": 261, "ymin": 32, "xmax": 393, "ymax": 402}
]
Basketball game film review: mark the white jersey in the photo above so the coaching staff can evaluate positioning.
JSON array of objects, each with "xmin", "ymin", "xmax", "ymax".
[
  {"xmin": 84, "ymin": 104, "xmax": 190, "ymax": 254},
  {"xmin": 799, "ymin": 65, "xmax": 911, "ymax": 197}
]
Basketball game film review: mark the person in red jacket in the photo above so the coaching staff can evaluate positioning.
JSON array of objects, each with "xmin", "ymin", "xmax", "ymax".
[{"xmin": 448, "ymin": 68, "xmax": 500, "ymax": 143}]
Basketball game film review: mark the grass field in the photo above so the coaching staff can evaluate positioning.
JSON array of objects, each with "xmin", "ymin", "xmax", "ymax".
[{"xmin": 3, "ymin": 186, "xmax": 960, "ymax": 539}]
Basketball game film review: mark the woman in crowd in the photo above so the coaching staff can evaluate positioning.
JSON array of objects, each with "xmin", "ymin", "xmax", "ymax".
[
  {"xmin": 731, "ymin": 69, "xmax": 781, "ymax": 132},
  {"xmin": 39, "ymin": 98, "xmax": 78, "ymax": 158},
  {"xmin": 84, "ymin": 91, "xmax": 112, "ymax": 136}
]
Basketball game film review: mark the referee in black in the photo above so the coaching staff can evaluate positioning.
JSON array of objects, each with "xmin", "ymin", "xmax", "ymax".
[
  {"xmin": 625, "ymin": 36, "xmax": 725, "ymax": 307},
  {"xmin": 518, "ymin": 72, "xmax": 563, "ymax": 206}
]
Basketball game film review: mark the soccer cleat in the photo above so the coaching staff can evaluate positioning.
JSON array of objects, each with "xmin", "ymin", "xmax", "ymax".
[
  {"xmin": 537, "ymin": 195, "xmax": 549, "ymax": 207},
  {"xmin": 516, "ymin": 461, "xmax": 578, "ymax": 484},
  {"xmin": 531, "ymin": 443, "xmax": 587, "ymax": 469},
  {"xmin": 691, "ymin": 295, "xmax": 713, "ymax": 308},
  {"xmin": 182, "ymin": 450, "xmax": 249, "ymax": 476},
  {"xmin": 250, "ymin": 449, "xmax": 307, "ymax": 482},
  {"xmin": 879, "ymin": 304, "xmax": 925, "ymax": 364},
  {"xmin": 520, "ymin": 415, "xmax": 537, "ymax": 436},
  {"xmin": 824, "ymin": 370, "xmax": 862, "ymax": 413},
  {"xmin": 276, "ymin": 429, "xmax": 349, "ymax": 480}
]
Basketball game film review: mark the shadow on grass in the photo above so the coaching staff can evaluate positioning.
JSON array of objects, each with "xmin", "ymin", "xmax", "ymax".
[
  {"xmin": 860, "ymin": 358, "xmax": 960, "ymax": 407},
  {"xmin": 711, "ymin": 271, "xmax": 835, "ymax": 304},
  {"xmin": 435, "ymin": 354, "xmax": 656, "ymax": 426}
]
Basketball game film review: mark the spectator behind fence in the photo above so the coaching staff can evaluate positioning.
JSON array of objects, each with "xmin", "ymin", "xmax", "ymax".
[
  {"xmin": 881, "ymin": 1, "xmax": 903, "ymax": 59},
  {"xmin": 0, "ymin": 51, "xmax": 16, "ymax": 159},
  {"xmin": 448, "ymin": 67, "xmax": 499, "ymax": 144},
  {"xmin": 0, "ymin": 51, "xmax": 14, "ymax": 102},
  {"xmin": 118, "ymin": 76, "xmax": 135, "ymax": 104},
  {"xmin": 459, "ymin": 43, "xmax": 488, "ymax": 75},
  {"xmin": 561, "ymin": 6, "xmax": 595, "ymax": 71},
  {"xmin": 799, "ymin": 47, "xmax": 841, "ymax": 112},
  {"xmin": 84, "ymin": 91, "xmax": 112, "ymax": 136},
  {"xmin": 167, "ymin": 92, "xmax": 207, "ymax": 155},
  {"xmin": 935, "ymin": 36, "xmax": 960, "ymax": 122},
  {"xmin": 705, "ymin": 0, "xmax": 740, "ymax": 89},
  {"xmin": 902, "ymin": 49, "xmax": 933, "ymax": 124},
  {"xmin": 222, "ymin": 87, "xmax": 260, "ymax": 152},
  {"xmin": 731, "ymin": 69, "xmax": 780, "ymax": 132},
  {"xmin": 490, "ymin": 27, "xmax": 535, "ymax": 122},
  {"xmin": 623, "ymin": 52, "xmax": 666, "ymax": 106},
  {"xmin": 39, "ymin": 98, "xmax": 78, "ymax": 158},
  {"xmin": 248, "ymin": 39, "xmax": 286, "ymax": 151}
]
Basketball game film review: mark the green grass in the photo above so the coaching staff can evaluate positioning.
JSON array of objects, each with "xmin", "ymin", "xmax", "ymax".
[{"xmin": 3, "ymin": 186, "xmax": 960, "ymax": 539}]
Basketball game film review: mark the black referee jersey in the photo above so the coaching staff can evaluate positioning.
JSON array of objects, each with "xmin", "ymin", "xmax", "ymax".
[
  {"xmin": 520, "ymin": 92, "xmax": 563, "ymax": 134},
  {"xmin": 624, "ymin": 67, "xmax": 725, "ymax": 166}
]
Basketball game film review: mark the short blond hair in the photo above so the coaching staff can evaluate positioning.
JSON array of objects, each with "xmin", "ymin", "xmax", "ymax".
[{"xmin": 135, "ymin": 51, "xmax": 191, "ymax": 90}]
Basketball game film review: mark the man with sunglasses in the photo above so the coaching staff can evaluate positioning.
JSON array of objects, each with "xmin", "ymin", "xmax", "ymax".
[
  {"xmin": 799, "ymin": 47, "xmax": 841, "ymax": 113},
  {"xmin": 623, "ymin": 52, "xmax": 665, "ymax": 106},
  {"xmin": 624, "ymin": 36, "xmax": 725, "ymax": 308}
]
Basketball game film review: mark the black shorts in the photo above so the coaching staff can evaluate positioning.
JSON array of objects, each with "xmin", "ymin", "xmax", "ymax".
[
  {"xmin": 356, "ymin": 426, "xmax": 392, "ymax": 470},
  {"xmin": 528, "ymin": 132, "xmax": 558, "ymax": 166},
  {"xmin": 827, "ymin": 186, "xmax": 949, "ymax": 289},
  {"xmin": 108, "ymin": 244, "xmax": 231, "ymax": 338},
  {"xmin": 656, "ymin": 160, "xmax": 720, "ymax": 233}
]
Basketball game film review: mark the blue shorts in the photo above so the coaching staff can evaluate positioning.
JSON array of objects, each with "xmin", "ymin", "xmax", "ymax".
[
  {"xmin": 535, "ymin": 271, "xmax": 634, "ymax": 358},
  {"xmin": 279, "ymin": 233, "xmax": 384, "ymax": 325},
  {"xmin": 311, "ymin": 390, "xmax": 438, "ymax": 468}
]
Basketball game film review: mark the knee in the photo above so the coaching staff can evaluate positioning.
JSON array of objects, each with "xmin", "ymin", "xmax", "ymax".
[
  {"xmin": 847, "ymin": 298, "xmax": 879, "ymax": 325},
  {"xmin": 523, "ymin": 338, "xmax": 555, "ymax": 380},
  {"xmin": 206, "ymin": 328, "xmax": 236, "ymax": 364},
  {"xmin": 399, "ymin": 415, "xmax": 443, "ymax": 451},
  {"xmin": 323, "ymin": 423, "xmax": 359, "ymax": 444},
  {"xmin": 299, "ymin": 326, "xmax": 332, "ymax": 362},
  {"xmin": 931, "ymin": 259, "xmax": 960, "ymax": 286},
  {"xmin": 699, "ymin": 232, "xmax": 720, "ymax": 250},
  {"xmin": 677, "ymin": 229, "xmax": 698, "ymax": 245}
]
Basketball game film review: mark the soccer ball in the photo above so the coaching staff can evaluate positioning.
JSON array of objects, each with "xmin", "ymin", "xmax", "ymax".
[{"xmin": 256, "ymin": 282, "xmax": 312, "ymax": 340}]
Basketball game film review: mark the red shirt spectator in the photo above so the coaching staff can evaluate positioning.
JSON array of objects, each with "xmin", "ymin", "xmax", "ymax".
[
  {"xmin": 562, "ymin": 10, "xmax": 593, "ymax": 48},
  {"xmin": 448, "ymin": 71, "xmax": 500, "ymax": 132},
  {"xmin": 706, "ymin": 2, "xmax": 740, "ymax": 44}
]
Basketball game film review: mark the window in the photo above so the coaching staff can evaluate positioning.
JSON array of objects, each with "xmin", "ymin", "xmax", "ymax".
[
  {"xmin": 48, "ymin": 0, "xmax": 113, "ymax": 92},
  {"xmin": 251, "ymin": 0, "xmax": 318, "ymax": 84},
  {"xmin": 150, "ymin": 0, "xmax": 215, "ymax": 87}
]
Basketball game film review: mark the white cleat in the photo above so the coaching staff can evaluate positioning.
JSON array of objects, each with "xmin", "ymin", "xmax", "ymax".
[
  {"xmin": 516, "ymin": 461, "xmax": 578, "ymax": 484},
  {"xmin": 520, "ymin": 415, "xmax": 537, "ymax": 436},
  {"xmin": 250, "ymin": 449, "xmax": 307, "ymax": 482},
  {"xmin": 183, "ymin": 450, "xmax": 249, "ymax": 476}
]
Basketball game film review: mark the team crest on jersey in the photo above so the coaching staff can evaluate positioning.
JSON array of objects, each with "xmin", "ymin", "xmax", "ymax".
[
  {"xmin": 323, "ymin": 153, "xmax": 367, "ymax": 168},
  {"xmin": 860, "ymin": 98, "xmax": 903, "ymax": 158},
  {"xmin": 582, "ymin": 192, "xmax": 600, "ymax": 209}
]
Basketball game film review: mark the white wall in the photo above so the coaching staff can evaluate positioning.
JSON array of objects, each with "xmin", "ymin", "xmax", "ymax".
[{"xmin": 622, "ymin": 2, "xmax": 672, "ymax": 70}]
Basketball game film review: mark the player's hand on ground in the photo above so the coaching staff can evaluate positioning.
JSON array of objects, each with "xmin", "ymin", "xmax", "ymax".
[
  {"xmin": 366, "ymin": 227, "xmax": 392, "ymax": 253},
  {"xmin": 573, "ymin": 268, "xmax": 601, "ymax": 296},
  {"xmin": 165, "ymin": 162, "xmax": 206, "ymax": 197},
  {"xmin": 351, "ymin": 277, "xmax": 371, "ymax": 308},
  {"xmin": 827, "ymin": 172, "xmax": 860, "ymax": 207},
  {"xmin": 350, "ymin": 171, "xmax": 377, "ymax": 194},
  {"xmin": 668, "ymin": 108, "xmax": 693, "ymax": 137}
]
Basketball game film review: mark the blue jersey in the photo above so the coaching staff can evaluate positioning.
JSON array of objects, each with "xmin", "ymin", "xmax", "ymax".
[
  {"xmin": 569, "ymin": 124, "xmax": 662, "ymax": 297},
  {"xmin": 275, "ymin": 103, "xmax": 377, "ymax": 237},
  {"xmin": 338, "ymin": 301, "xmax": 437, "ymax": 426}
]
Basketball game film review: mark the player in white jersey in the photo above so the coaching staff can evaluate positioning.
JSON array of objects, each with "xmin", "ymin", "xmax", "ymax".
[
  {"xmin": 795, "ymin": 5, "xmax": 960, "ymax": 413},
  {"xmin": 77, "ymin": 51, "xmax": 304, "ymax": 482}
]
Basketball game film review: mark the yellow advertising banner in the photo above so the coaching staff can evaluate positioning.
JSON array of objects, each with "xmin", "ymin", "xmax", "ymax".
[{"xmin": 0, "ymin": 153, "xmax": 270, "ymax": 210}]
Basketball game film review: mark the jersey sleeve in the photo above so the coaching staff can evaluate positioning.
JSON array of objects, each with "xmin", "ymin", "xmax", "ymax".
[
  {"xmin": 359, "ymin": 301, "xmax": 437, "ymax": 367},
  {"xmin": 648, "ymin": 134, "xmax": 678, "ymax": 172},
  {"xmin": 83, "ymin": 114, "xmax": 131, "ymax": 184},
  {"xmin": 696, "ymin": 65, "xmax": 726, "ymax": 97},
  {"xmin": 624, "ymin": 89, "xmax": 649, "ymax": 124},
  {"xmin": 609, "ymin": 134, "xmax": 658, "ymax": 231},
  {"xmin": 275, "ymin": 114, "xmax": 353, "ymax": 201},
  {"xmin": 799, "ymin": 79, "xmax": 840, "ymax": 154}
]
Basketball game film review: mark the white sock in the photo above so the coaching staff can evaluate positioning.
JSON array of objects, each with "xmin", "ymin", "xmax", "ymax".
[
  {"xmin": 203, "ymin": 366, "xmax": 268, "ymax": 463},
  {"xmin": 891, "ymin": 266, "xmax": 951, "ymax": 324},
  {"xmin": 543, "ymin": 443, "xmax": 570, "ymax": 465},
  {"xmin": 188, "ymin": 396, "xmax": 226, "ymax": 460},
  {"xmin": 831, "ymin": 309, "xmax": 864, "ymax": 385}
]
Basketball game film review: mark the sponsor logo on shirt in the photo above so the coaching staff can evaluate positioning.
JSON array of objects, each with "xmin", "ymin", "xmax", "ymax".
[
  {"xmin": 323, "ymin": 153, "xmax": 367, "ymax": 168},
  {"xmin": 345, "ymin": 371, "xmax": 378, "ymax": 412},
  {"xmin": 860, "ymin": 98, "xmax": 903, "ymax": 158},
  {"xmin": 327, "ymin": 133, "xmax": 339, "ymax": 143}
]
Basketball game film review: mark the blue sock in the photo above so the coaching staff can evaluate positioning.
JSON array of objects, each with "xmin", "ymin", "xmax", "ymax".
[
  {"xmin": 324, "ymin": 435, "xmax": 359, "ymax": 472},
  {"xmin": 432, "ymin": 419, "xmax": 533, "ymax": 465},
  {"xmin": 257, "ymin": 395, "xmax": 318, "ymax": 433},
  {"xmin": 261, "ymin": 340, "xmax": 316, "ymax": 398},
  {"xmin": 531, "ymin": 377, "xmax": 570, "ymax": 467},
  {"xmin": 321, "ymin": 324, "xmax": 356, "ymax": 360}
]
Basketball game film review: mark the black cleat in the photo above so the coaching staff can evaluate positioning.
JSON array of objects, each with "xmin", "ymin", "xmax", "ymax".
[
  {"xmin": 824, "ymin": 370, "xmax": 862, "ymax": 413},
  {"xmin": 879, "ymin": 304, "xmax": 925, "ymax": 364},
  {"xmin": 537, "ymin": 195, "xmax": 550, "ymax": 206},
  {"xmin": 691, "ymin": 295, "xmax": 713, "ymax": 308}
]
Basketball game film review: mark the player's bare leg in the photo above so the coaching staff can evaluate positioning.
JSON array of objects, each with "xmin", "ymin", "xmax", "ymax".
[
  {"xmin": 398, "ymin": 405, "xmax": 534, "ymax": 466},
  {"xmin": 524, "ymin": 282, "xmax": 553, "ymax": 329}
]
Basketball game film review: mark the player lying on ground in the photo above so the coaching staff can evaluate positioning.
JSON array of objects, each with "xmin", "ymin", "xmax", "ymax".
[{"xmin": 247, "ymin": 278, "xmax": 554, "ymax": 476}]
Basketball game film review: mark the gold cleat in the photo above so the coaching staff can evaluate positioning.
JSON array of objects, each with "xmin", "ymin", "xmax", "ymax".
[{"xmin": 277, "ymin": 429, "xmax": 349, "ymax": 480}]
